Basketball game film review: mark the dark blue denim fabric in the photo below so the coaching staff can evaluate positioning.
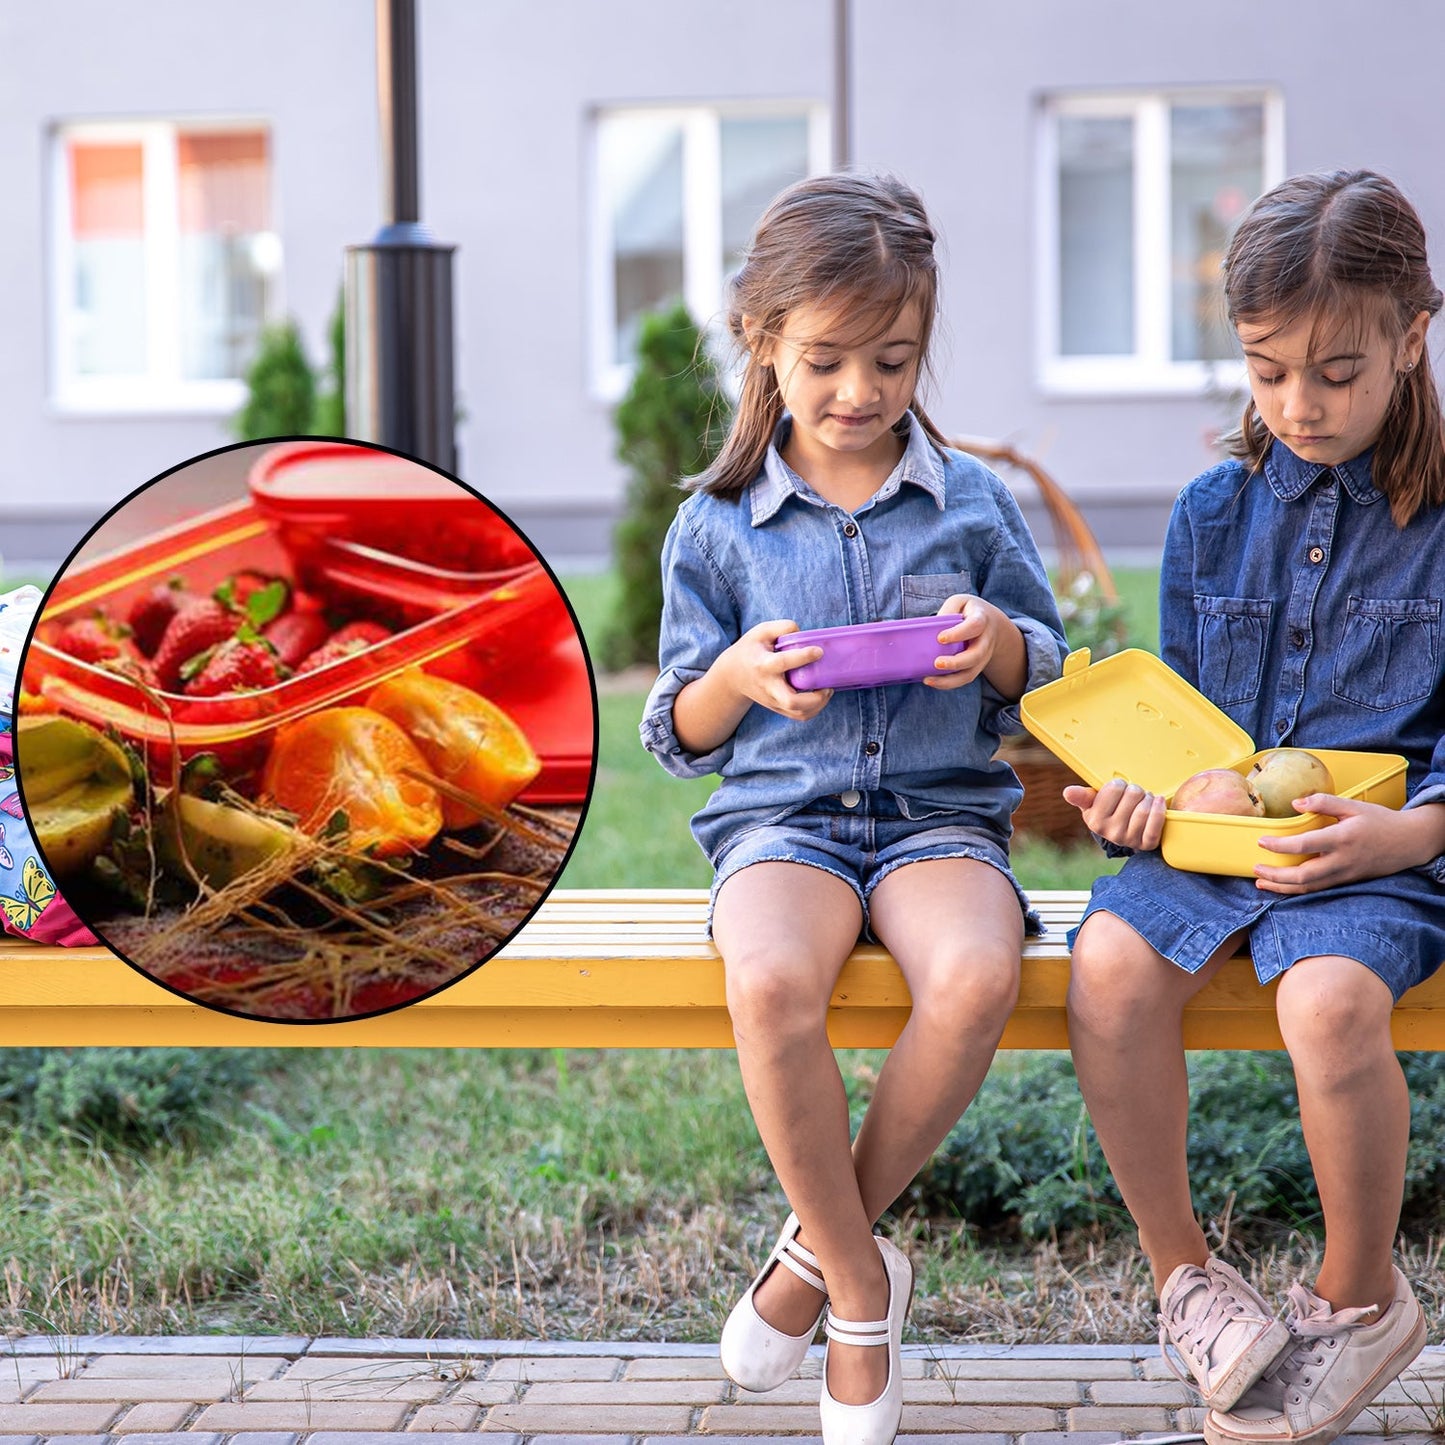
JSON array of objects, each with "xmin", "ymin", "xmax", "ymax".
[
  {"xmin": 640, "ymin": 415, "xmax": 1069, "ymax": 862},
  {"xmin": 1159, "ymin": 442, "xmax": 1445, "ymax": 872},
  {"xmin": 1076, "ymin": 441, "xmax": 1445, "ymax": 998}
]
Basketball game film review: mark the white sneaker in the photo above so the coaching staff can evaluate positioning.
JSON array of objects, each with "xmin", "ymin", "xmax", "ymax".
[
  {"xmin": 1204, "ymin": 1267, "xmax": 1427, "ymax": 1445},
  {"xmin": 1160, "ymin": 1258, "xmax": 1292, "ymax": 1411}
]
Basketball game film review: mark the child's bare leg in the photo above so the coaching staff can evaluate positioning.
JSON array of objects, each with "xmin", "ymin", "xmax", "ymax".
[
  {"xmin": 1067, "ymin": 911, "xmax": 1240, "ymax": 1289},
  {"xmin": 1274, "ymin": 955, "xmax": 1407, "ymax": 1316},
  {"xmin": 848, "ymin": 858, "xmax": 1023, "ymax": 1221},
  {"xmin": 713, "ymin": 863, "xmax": 885, "ymax": 1404}
]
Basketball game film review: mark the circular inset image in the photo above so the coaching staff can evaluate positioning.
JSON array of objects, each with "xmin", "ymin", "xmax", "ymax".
[{"xmin": 15, "ymin": 439, "xmax": 597, "ymax": 1021}]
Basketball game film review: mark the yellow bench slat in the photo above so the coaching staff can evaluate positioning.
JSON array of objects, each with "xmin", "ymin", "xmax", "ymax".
[{"xmin": 0, "ymin": 888, "xmax": 1440, "ymax": 1049}]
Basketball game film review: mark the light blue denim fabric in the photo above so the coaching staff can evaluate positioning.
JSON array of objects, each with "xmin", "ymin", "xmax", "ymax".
[
  {"xmin": 1074, "ymin": 441, "xmax": 1445, "ymax": 999},
  {"xmin": 640, "ymin": 414, "xmax": 1069, "ymax": 863}
]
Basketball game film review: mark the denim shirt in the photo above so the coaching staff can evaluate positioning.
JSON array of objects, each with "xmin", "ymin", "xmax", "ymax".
[
  {"xmin": 1161, "ymin": 442, "xmax": 1445, "ymax": 882},
  {"xmin": 640, "ymin": 414, "xmax": 1069, "ymax": 861}
]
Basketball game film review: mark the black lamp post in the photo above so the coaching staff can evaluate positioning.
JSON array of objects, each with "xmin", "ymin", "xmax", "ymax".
[{"xmin": 345, "ymin": 0, "xmax": 457, "ymax": 472}]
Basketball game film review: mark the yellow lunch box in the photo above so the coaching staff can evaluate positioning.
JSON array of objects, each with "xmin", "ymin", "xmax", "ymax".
[{"xmin": 1019, "ymin": 648, "xmax": 1408, "ymax": 876}]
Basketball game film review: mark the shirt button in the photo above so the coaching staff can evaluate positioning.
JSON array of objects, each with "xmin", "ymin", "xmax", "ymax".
[
  {"xmin": 843, "ymin": 522, "xmax": 859, "ymax": 538},
  {"xmin": 1275, "ymin": 720, "xmax": 1288, "ymax": 736},
  {"xmin": 1308, "ymin": 546, "xmax": 1325, "ymax": 563},
  {"xmin": 1290, "ymin": 629, "xmax": 1305, "ymax": 648},
  {"xmin": 840, "ymin": 789, "xmax": 861, "ymax": 808},
  {"xmin": 864, "ymin": 740, "xmax": 880, "ymax": 756}
]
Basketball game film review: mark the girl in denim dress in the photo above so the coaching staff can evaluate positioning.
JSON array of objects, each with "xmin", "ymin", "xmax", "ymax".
[
  {"xmin": 641, "ymin": 173, "xmax": 1067, "ymax": 1445},
  {"xmin": 1065, "ymin": 170, "xmax": 1445, "ymax": 1445}
]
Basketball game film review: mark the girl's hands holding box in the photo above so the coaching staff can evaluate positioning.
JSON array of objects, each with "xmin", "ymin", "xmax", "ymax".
[
  {"xmin": 725, "ymin": 620, "xmax": 834, "ymax": 721},
  {"xmin": 1063, "ymin": 778, "xmax": 1168, "ymax": 853},
  {"xmin": 925, "ymin": 594, "xmax": 1028, "ymax": 697},
  {"xmin": 671, "ymin": 619, "xmax": 833, "ymax": 759},
  {"xmin": 1254, "ymin": 796, "xmax": 1445, "ymax": 894}
]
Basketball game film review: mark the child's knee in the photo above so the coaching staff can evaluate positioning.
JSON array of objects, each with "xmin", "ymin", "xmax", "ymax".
[
  {"xmin": 1066, "ymin": 912, "xmax": 1167, "ymax": 1037},
  {"xmin": 723, "ymin": 948, "xmax": 830, "ymax": 1038},
  {"xmin": 911, "ymin": 946, "xmax": 1019, "ymax": 1037},
  {"xmin": 1276, "ymin": 956, "xmax": 1395, "ymax": 1070}
]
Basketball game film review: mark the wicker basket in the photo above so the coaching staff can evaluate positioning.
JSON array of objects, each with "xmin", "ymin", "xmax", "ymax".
[{"xmin": 949, "ymin": 436, "xmax": 1126, "ymax": 847}]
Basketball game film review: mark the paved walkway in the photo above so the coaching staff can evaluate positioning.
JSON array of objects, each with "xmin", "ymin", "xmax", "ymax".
[{"xmin": 0, "ymin": 1338, "xmax": 1441, "ymax": 1443}]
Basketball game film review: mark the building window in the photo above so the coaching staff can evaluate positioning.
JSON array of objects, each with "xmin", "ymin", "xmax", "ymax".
[
  {"xmin": 52, "ymin": 120, "xmax": 279, "ymax": 413},
  {"xmin": 1038, "ymin": 91, "xmax": 1283, "ymax": 393},
  {"xmin": 590, "ymin": 103, "xmax": 829, "ymax": 398}
]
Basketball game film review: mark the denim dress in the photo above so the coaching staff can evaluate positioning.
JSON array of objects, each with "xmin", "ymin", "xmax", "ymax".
[
  {"xmin": 1075, "ymin": 443, "xmax": 1445, "ymax": 1000},
  {"xmin": 641, "ymin": 415, "xmax": 1069, "ymax": 919}
]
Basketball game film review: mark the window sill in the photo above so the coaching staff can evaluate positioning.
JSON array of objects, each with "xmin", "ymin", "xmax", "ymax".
[
  {"xmin": 49, "ymin": 384, "xmax": 246, "ymax": 421},
  {"xmin": 1037, "ymin": 359, "xmax": 1247, "ymax": 400}
]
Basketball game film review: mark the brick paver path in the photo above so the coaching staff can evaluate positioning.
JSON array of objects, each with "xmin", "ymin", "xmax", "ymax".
[{"xmin": 0, "ymin": 1339, "xmax": 1440, "ymax": 1442}]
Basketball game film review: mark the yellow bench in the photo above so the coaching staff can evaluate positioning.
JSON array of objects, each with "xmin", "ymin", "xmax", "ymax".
[{"xmin": 1, "ymin": 887, "xmax": 1443, "ymax": 1049}]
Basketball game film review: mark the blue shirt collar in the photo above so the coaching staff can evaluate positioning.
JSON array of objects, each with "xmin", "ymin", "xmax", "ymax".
[
  {"xmin": 1263, "ymin": 440, "xmax": 1382, "ymax": 506},
  {"xmin": 749, "ymin": 410, "xmax": 947, "ymax": 526}
]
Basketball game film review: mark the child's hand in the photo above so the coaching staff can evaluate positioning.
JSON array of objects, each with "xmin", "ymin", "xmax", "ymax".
[
  {"xmin": 1254, "ymin": 795, "xmax": 1445, "ymax": 892},
  {"xmin": 925, "ymin": 595, "xmax": 1017, "ymax": 692},
  {"xmin": 723, "ymin": 619, "xmax": 834, "ymax": 721},
  {"xmin": 1063, "ymin": 779, "xmax": 1167, "ymax": 851}
]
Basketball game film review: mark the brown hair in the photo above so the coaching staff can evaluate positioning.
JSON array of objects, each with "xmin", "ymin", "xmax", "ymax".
[
  {"xmin": 1220, "ymin": 169, "xmax": 1445, "ymax": 526},
  {"xmin": 689, "ymin": 171, "xmax": 948, "ymax": 497}
]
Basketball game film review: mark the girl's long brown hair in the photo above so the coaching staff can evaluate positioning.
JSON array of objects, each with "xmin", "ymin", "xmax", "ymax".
[
  {"xmin": 690, "ymin": 172, "xmax": 948, "ymax": 497},
  {"xmin": 1220, "ymin": 169, "xmax": 1445, "ymax": 527}
]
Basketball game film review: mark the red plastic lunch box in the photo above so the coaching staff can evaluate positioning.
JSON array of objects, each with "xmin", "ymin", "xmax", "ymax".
[
  {"xmin": 776, "ymin": 615, "xmax": 968, "ymax": 691},
  {"xmin": 22, "ymin": 446, "xmax": 595, "ymax": 804}
]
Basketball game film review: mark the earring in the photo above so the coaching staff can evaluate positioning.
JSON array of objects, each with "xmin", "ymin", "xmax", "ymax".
[{"xmin": 1404, "ymin": 361, "xmax": 1417, "ymax": 373}]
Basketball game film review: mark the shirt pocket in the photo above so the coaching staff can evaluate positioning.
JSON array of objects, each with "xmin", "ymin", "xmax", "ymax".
[
  {"xmin": 1331, "ymin": 596, "xmax": 1441, "ymax": 710},
  {"xmin": 900, "ymin": 571, "xmax": 973, "ymax": 619},
  {"xmin": 1196, "ymin": 595, "xmax": 1272, "ymax": 706}
]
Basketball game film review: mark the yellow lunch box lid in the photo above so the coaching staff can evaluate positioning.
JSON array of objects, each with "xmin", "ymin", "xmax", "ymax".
[{"xmin": 1020, "ymin": 647, "xmax": 1254, "ymax": 795}]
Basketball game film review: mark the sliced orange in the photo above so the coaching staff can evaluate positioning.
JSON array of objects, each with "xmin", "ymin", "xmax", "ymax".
[
  {"xmin": 261, "ymin": 706, "xmax": 443, "ymax": 857},
  {"xmin": 366, "ymin": 669, "xmax": 541, "ymax": 828}
]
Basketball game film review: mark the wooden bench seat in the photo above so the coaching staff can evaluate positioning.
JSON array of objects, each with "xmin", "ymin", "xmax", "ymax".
[{"xmin": 1, "ymin": 888, "xmax": 1442, "ymax": 1049}]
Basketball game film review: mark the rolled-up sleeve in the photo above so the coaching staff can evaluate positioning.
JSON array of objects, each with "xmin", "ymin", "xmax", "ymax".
[
  {"xmin": 639, "ymin": 504, "xmax": 739, "ymax": 779},
  {"xmin": 977, "ymin": 478, "xmax": 1070, "ymax": 736}
]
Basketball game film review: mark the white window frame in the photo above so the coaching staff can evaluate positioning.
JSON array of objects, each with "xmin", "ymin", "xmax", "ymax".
[
  {"xmin": 50, "ymin": 117, "xmax": 279, "ymax": 416},
  {"xmin": 1036, "ymin": 88, "xmax": 1285, "ymax": 397},
  {"xmin": 588, "ymin": 100, "xmax": 830, "ymax": 402}
]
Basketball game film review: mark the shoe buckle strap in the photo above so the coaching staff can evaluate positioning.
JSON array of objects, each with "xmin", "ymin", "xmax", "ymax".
[
  {"xmin": 823, "ymin": 1307, "xmax": 890, "ymax": 1346},
  {"xmin": 775, "ymin": 1239, "xmax": 827, "ymax": 1293}
]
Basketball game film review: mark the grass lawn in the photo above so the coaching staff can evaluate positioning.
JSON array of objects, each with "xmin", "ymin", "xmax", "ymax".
[{"xmin": 0, "ymin": 560, "xmax": 1226, "ymax": 1344}]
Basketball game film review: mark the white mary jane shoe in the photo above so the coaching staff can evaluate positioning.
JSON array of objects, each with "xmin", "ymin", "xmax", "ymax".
[
  {"xmin": 720, "ymin": 1211, "xmax": 828, "ymax": 1392},
  {"xmin": 818, "ymin": 1235, "xmax": 914, "ymax": 1445}
]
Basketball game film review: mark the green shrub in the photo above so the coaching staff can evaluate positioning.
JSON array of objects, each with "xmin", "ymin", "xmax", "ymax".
[
  {"xmin": 234, "ymin": 321, "xmax": 317, "ymax": 440},
  {"xmin": 601, "ymin": 303, "xmax": 730, "ymax": 671},
  {"xmin": 0, "ymin": 1048, "xmax": 269, "ymax": 1148},
  {"xmin": 908, "ymin": 1051, "xmax": 1445, "ymax": 1240}
]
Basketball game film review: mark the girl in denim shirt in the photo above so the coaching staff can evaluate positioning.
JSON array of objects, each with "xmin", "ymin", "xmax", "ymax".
[
  {"xmin": 1065, "ymin": 170, "xmax": 1445, "ymax": 1445},
  {"xmin": 641, "ymin": 172, "xmax": 1067, "ymax": 1445}
]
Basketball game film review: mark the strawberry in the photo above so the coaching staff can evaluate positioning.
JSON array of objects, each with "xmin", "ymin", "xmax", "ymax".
[
  {"xmin": 184, "ymin": 636, "xmax": 286, "ymax": 696},
  {"xmin": 296, "ymin": 621, "xmax": 394, "ymax": 674},
  {"xmin": 127, "ymin": 579, "xmax": 197, "ymax": 656},
  {"xmin": 263, "ymin": 609, "xmax": 332, "ymax": 670},
  {"xmin": 56, "ymin": 614, "xmax": 133, "ymax": 665},
  {"xmin": 214, "ymin": 570, "xmax": 289, "ymax": 625},
  {"xmin": 152, "ymin": 599, "xmax": 240, "ymax": 691}
]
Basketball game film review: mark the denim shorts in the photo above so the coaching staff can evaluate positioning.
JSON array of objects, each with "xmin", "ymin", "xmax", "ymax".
[
  {"xmin": 1072, "ymin": 848, "xmax": 1445, "ymax": 1003},
  {"xmin": 709, "ymin": 790, "xmax": 1040, "ymax": 940}
]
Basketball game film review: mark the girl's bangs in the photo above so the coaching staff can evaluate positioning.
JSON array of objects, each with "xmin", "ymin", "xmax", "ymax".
[{"xmin": 1236, "ymin": 280, "xmax": 1396, "ymax": 361}]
